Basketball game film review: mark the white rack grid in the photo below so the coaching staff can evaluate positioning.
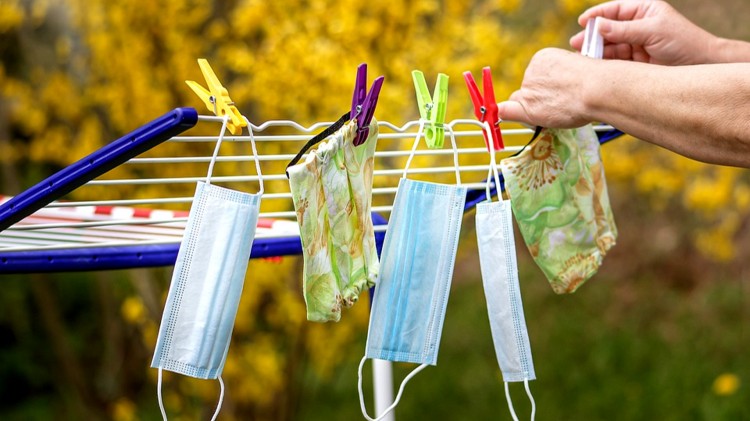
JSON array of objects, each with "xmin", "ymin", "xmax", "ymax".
[{"xmin": 0, "ymin": 114, "xmax": 614, "ymax": 253}]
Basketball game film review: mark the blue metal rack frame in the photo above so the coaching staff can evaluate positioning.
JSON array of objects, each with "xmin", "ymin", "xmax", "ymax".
[{"xmin": 0, "ymin": 107, "xmax": 199, "ymax": 232}]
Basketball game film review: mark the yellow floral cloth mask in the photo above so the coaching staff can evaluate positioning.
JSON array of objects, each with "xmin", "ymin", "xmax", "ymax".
[
  {"xmin": 288, "ymin": 120, "xmax": 379, "ymax": 322},
  {"xmin": 500, "ymin": 126, "xmax": 617, "ymax": 294}
]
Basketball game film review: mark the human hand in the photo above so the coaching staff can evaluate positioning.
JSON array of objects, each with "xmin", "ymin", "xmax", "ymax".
[
  {"xmin": 497, "ymin": 48, "xmax": 596, "ymax": 128},
  {"xmin": 570, "ymin": 1, "xmax": 716, "ymax": 65}
]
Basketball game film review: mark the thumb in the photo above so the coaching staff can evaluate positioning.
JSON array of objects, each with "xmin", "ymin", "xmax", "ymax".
[
  {"xmin": 597, "ymin": 18, "xmax": 651, "ymax": 46},
  {"xmin": 497, "ymin": 101, "xmax": 533, "ymax": 125}
]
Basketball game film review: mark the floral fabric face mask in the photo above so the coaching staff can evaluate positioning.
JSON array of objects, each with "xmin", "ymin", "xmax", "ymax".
[
  {"xmin": 288, "ymin": 120, "xmax": 379, "ymax": 322},
  {"xmin": 500, "ymin": 125, "xmax": 617, "ymax": 294}
]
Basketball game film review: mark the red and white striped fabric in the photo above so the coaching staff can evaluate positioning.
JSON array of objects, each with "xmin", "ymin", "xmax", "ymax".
[{"xmin": 0, "ymin": 196, "xmax": 299, "ymax": 252}]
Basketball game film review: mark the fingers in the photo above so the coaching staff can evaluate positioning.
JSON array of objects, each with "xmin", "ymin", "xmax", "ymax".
[
  {"xmin": 575, "ymin": 30, "xmax": 649, "ymax": 62},
  {"xmin": 572, "ymin": 5, "xmax": 651, "ymax": 55},
  {"xmin": 577, "ymin": 0, "xmax": 645, "ymax": 27},
  {"xmin": 497, "ymin": 100, "xmax": 532, "ymax": 125},
  {"xmin": 597, "ymin": 18, "xmax": 651, "ymax": 46},
  {"xmin": 631, "ymin": 45, "xmax": 650, "ymax": 63}
]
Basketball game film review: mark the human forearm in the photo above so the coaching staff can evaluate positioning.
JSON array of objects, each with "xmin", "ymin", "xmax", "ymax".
[{"xmin": 584, "ymin": 60, "xmax": 750, "ymax": 167}]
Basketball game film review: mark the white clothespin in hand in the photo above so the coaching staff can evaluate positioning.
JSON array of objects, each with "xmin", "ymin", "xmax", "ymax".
[{"xmin": 581, "ymin": 17, "xmax": 604, "ymax": 59}]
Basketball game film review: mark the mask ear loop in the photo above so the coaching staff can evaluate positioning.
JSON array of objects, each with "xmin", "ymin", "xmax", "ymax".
[
  {"xmin": 402, "ymin": 120, "xmax": 462, "ymax": 186},
  {"xmin": 357, "ymin": 356, "xmax": 429, "ymax": 421},
  {"xmin": 504, "ymin": 381, "xmax": 520, "ymax": 421},
  {"xmin": 502, "ymin": 379, "xmax": 537, "ymax": 421},
  {"xmin": 157, "ymin": 370, "xmax": 226, "ymax": 421},
  {"xmin": 210, "ymin": 376, "xmax": 226, "ymax": 421},
  {"xmin": 158, "ymin": 368, "xmax": 167, "ymax": 421},
  {"xmin": 402, "ymin": 120, "xmax": 426, "ymax": 180},
  {"xmin": 205, "ymin": 115, "xmax": 231, "ymax": 185},
  {"xmin": 243, "ymin": 116, "xmax": 265, "ymax": 195},
  {"xmin": 483, "ymin": 121, "xmax": 502, "ymax": 202},
  {"xmin": 525, "ymin": 378, "xmax": 537, "ymax": 421},
  {"xmin": 446, "ymin": 123, "xmax": 461, "ymax": 186}
]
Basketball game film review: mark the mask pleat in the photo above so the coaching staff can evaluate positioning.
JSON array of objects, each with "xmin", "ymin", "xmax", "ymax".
[
  {"xmin": 423, "ymin": 187, "xmax": 459, "ymax": 359},
  {"xmin": 393, "ymin": 183, "xmax": 428, "ymax": 355},
  {"xmin": 383, "ymin": 180, "xmax": 416, "ymax": 357}
]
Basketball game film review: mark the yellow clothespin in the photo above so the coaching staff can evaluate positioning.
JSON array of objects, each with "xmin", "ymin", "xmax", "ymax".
[
  {"xmin": 186, "ymin": 59, "xmax": 247, "ymax": 135},
  {"xmin": 412, "ymin": 70, "xmax": 449, "ymax": 149}
]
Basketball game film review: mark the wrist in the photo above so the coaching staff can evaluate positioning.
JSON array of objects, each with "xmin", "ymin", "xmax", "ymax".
[
  {"xmin": 710, "ymin": 37, "xmax": 750, "ymax": 63},
  {"xmin": 580, "ymin": 59, "xmax": 612, "ymax": 123}
]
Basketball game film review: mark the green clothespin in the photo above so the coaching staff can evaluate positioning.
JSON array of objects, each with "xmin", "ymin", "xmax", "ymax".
[{"xmin": 412, "ymin": 70, "xmax": 449, "ymax": 149}]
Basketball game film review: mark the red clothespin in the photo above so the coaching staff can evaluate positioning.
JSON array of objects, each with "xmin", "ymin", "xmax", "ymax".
[
  {"xmin": 351, "ymin": 63, "xmax": 385, "ymax": 146},
  {"xmin": 464, "ymin": 67, "xmax": 503, "ymax": 151}
]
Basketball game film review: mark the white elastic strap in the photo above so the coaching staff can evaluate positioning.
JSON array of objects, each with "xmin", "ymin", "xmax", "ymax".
[
  {"xmin": 525, "ymin": 378, "xmax": 536, "ymax": 421},
  {"xmin": 156, "ymin": 369, "xmax": 225, "ymax": 421},
  {"xmin": 210, "ymin": 376, "xmax": 226, "ymax": 421},
  {"xmin": 402, "ymin": 120, "xmax": 426, "ymax": 179},
  {"xmin": 206, "ymin": 115, "xmax": 230, "ymax": 184},
  {"xmin": 402, "ymin": 119, "xmax": 462, "ymax": 185},
  {"xmin": 483, "ymin": 121, "xmax": 502, "ymax": 201},
  {"xmin": 504, "ymin": 382, "xmax": 520, "ymax": 421},
  {"xmin": 158, "ymin": 368, "xmax": 167, "ymax": 421},
  {"xmin": 243, "ymin": 116, "xmax": 265, "ymax": 195},
  {"xmin": 358, "ymin": 356, "xmax": 428, "ymax": 421},
  {"xmin": 503, "ymin": 379, "xmax": 537, "ymax": 421},
  {"xmin": 446, "ymin": 124, "xmax": 462, "ymax": 185}
]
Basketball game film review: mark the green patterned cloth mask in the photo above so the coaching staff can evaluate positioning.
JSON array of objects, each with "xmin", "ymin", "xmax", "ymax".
[
  {"xmin": 288, "ymin": 120, "xmax": 379, "ymax": 322},
  {"xmin": 500, "ymin": 126, "xmax": 617, "ymax": 294}
]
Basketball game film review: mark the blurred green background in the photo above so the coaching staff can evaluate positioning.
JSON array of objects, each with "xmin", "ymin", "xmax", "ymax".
[{"xmin": 0, "ymin": 0, "xmax": 748, "ymax": 420}]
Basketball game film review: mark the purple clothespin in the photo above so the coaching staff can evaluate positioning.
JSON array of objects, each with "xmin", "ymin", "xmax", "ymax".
[{"xmin": 350, "ymin": 63, "xmax": 385, "ymax": 146}]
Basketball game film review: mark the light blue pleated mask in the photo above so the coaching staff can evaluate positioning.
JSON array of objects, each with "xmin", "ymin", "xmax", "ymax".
[
  {"xmin": 151, "ymin": 117, "xmax": 264, "ymax": 421},
  {"xmin": 358, "ymin": 121, "xmax": 466, "ymax": 421},
  {"xmin": 477, "ymin": 126, "xmax": 536, "ymax": 421}
]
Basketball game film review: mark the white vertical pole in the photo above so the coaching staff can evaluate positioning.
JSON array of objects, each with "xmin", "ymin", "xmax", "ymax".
[{"xmin": 372, "ymin": 358, "xmax": 395, "ymax": 421}]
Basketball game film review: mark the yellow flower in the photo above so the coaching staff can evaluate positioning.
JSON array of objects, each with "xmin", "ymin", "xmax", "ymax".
[
  {"xmin": 695, "ymin": 229, "xmax": 735, "ymax": 262},
  {"xmin": 712, "ymin": 373, "xmax": 741, "ymax": 396},
  {"xmin": 121, "ymin": 296, "xmax": 146, "ymax": 325},
  {"xmin": 498, "ymin": 0, "xmax": 521, "ymax": 14},
  {"xmin": 0, "ymin": 2, "xmax": 23, "ymax": 32},
  {"xmin": 112, "ymin": 398, "xmax": 138, "ymax": 421}
]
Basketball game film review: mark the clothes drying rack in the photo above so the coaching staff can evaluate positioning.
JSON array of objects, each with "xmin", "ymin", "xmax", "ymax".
[
  {"xmin": 0, "ymin": 107, "xmax": 621, "ymax": 272},
  {"xmin": 0, "ymin": 106, "xmax": 622, "ymax": 419}
]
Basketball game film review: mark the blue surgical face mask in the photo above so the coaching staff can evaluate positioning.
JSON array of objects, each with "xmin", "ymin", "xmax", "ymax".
[
  {"xmin": 358, "ymin": 121, "xmax": 466, "ymax": 421},
  {"xmin": 477, "ymin": 127, "xmax": 536, "ymax": 421},
  {"xmin": 151, "ymin": 117, "xmax": 264, "ymax": 420}
]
